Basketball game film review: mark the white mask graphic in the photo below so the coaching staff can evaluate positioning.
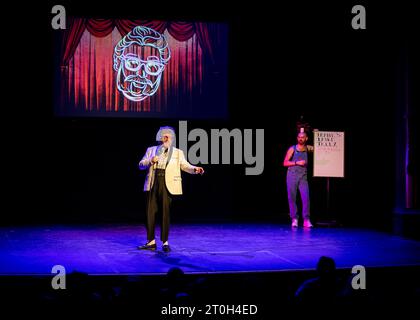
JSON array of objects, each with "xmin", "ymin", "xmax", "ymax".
[{"xmin": 113, "ymin": 26, "xmax": 171, "ymax": 102}]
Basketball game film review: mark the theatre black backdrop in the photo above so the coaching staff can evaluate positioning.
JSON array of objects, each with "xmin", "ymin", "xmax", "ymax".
[{"xmin": 4, "ymin": 2, "xmax": 418, "ymax": 231}]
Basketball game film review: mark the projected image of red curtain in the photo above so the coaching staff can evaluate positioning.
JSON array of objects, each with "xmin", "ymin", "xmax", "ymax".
[{"xmin": 59, "ymin": 19, "xmax": 219, "ymax": 114}]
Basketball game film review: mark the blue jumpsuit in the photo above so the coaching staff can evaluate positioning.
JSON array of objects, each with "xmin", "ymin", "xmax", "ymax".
[{"xmin": 287, "ymin": 145, "xmax": 310, "ymax": 220}]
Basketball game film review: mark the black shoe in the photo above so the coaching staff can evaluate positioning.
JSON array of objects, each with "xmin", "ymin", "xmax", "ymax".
[
  {"xmin": 138, "ymin": 243, "xmax": 157, "ymax": 250},
  {"xmin": 162, "ymin": 244, "xmax": 171, "ymax": 252}
]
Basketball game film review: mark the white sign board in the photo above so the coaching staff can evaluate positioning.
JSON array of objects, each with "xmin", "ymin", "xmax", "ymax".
[{"xmin": 313, "ymin": 131, "xmax": 345, "ymax": 177}]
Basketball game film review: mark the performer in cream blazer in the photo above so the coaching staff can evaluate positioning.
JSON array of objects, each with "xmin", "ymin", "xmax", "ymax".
[{"xmin": 138, "ymin": 126, "xmax": 204, "ymax": 252}]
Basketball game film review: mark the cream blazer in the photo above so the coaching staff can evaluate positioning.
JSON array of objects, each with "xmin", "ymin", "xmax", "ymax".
[{"xmin": 139, "ymin": 146, "xmax": 197, "ymax": 195}]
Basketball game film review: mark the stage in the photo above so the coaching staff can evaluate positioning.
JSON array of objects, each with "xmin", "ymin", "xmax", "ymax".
[{"xmin": 1, "ymin": 223, "xmax": 419, "ymax": 275}]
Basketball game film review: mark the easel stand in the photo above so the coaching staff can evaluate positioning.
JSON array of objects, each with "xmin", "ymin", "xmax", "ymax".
[{"xmin": 315, "ymin": 177, "xmax": 342, "ymax": 227}]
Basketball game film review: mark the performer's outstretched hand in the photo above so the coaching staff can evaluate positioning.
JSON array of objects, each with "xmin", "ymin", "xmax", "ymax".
[{"xmin": 194, "ymin": 167, "xmax": 205, "ymax": 175}]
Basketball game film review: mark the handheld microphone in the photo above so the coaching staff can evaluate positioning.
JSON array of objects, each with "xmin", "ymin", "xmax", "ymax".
[{"xmin": 153, "ymin": 145, "xmax": 166, "ymax": 169}]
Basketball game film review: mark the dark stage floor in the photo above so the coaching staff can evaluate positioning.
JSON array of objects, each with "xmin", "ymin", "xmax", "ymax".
[{"xmin": 1, "ymin": 223, "xmax": 419, "ymax": 275}]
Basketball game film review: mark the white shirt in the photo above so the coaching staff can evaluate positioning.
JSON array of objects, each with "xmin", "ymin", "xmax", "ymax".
[{"xmin": 156, "ymin": 148, "xmax": 169, "ymax": 169}]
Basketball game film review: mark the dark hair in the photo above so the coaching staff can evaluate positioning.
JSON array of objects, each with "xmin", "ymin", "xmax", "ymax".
[{"xmin": 316, "ymin": 256, "xmax": 336, "ymax": 276}]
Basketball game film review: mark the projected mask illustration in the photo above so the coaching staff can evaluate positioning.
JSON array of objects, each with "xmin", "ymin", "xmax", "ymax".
[{"xmin": 113, "ymin": 26, "xmax": 171, "ymax": 102}]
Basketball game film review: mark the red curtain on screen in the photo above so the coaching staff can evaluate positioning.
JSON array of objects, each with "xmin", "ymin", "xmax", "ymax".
[
  {"xmin": 62, "ymin": 19, "xmax": 216, "ymax": 66},
  {"xmin": 59, "ymin": 18, "xmax": 220, "ymax": 113}
]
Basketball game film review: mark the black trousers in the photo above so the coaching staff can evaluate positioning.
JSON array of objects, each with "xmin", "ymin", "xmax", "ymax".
[{"xmin": 146, "ymin": 169, "xmax": 172, "ymax": 242}]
